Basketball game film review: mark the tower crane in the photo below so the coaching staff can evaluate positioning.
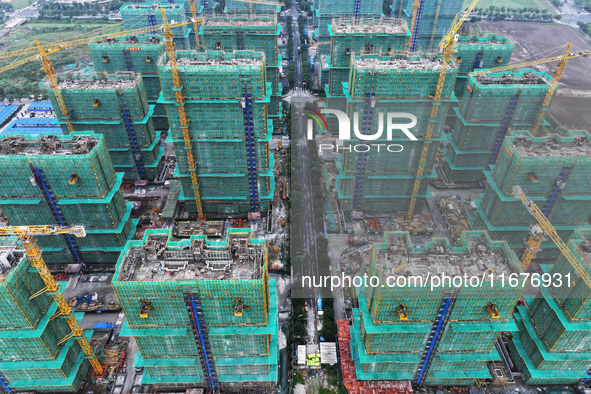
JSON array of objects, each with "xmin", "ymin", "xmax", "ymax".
[
  {"xmin": 406, "ymin": 0, "xmax": 479, "ymax": 217},
  {"xmin": 471, "ymin": 44, "xmax": 589, "ymax": 136},
  {"xmin": 161, "ymin": 9, "xmax": 205, "ymax": 220},
  {"xmin": 513, "ymin": 186, "xmax": 591, "ymax": 289},
  {"xmin": 0, "ymin": 226, "xmax": 104, "ymax": 376},
  {"xmin": 0, "ymin": 18, "xmax": 200, "ymax": 133}
]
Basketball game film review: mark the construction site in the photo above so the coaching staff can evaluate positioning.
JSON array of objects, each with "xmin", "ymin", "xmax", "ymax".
[{"xmin": 0, "ymin": 0, "xmax": 590, "ymax": 391}]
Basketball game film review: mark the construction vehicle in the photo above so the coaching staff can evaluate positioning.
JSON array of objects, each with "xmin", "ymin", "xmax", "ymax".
[
  {"xmin": 407, "ymin": 0, "xmax": 480, "ymax": 217},
  {"xmin": 317, "ymin": 296, "xmax": 324, "ymax": 317},
  {"xmin": 513, "ymin": 186, "xmax": 591, "ymax": 292},
  {"xmin": 398, "ymin": 304, "xmax": 408, "ymax": 320},
  {"xmin": 486, "ymin": 303, "xmax": 500, "ymax": 319},
  {"xmin": 471, "ymin": 44, "xmax": 589, "ymax": 136},
  {"xmin": 0, "ymin": 225, "xmax": 103, "ymax": 378},
  {"xmin": 139, "ymin": 299, "xmax": 152, "ymax": 318}
]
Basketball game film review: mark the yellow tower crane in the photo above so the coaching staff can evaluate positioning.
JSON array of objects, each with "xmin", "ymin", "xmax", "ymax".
[
  {"xmin": 406, "ymin": 0, "xmax": 479, "ymax": 217},
  {"xmin": 161, "ymin": 9, "xmax": 205, "ymax": 220},
  {"xmin": 513, "ymin": 185, "xmax": 591, "ymax": 289},
  {"xmin": 0, "ymin": 19, "xmax": 200, "ymax": 134},
  {"xmin": 0, "ymin": 225, "xmax": 104, "ymax": 376},
  {"xmin": 471, "ymin": 44, "xmax": 589, "ymax": 136}
]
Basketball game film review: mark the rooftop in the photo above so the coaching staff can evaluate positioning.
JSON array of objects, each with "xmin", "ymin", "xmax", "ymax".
[
  {"xmin": 56, "ymin": 74, "xmax": 140, "ymax": 90},
  {"xmin": 331, "ymin": 17, "xmax": 407, "ymax": 35},
  {"xmin": 122, "ymin": 2, "xmax": 182, "ymax": 10},
  {"xmin": 116, "ymin": 231, "xmax": 267, "ymax": 282},
  {"xmin": 172, "ymin": 56, "xmax": 264, "ymax": 66},
  {"xmin": 203, "ymin": 15, "xmax": 276, "ymax": 27},
  {"xmin": 511, "ymin": 133, "xmax": 591, "ymax": 157},
  {"xmin": 475, "ymin": 72, "xmax": 548, "ymax": 85},
  {"xmin": 92, "ymin": 36, "xmax": 162, "ymax": 45},
  {"xmin": 457, "ymin": 34, "xmax": 512, "ymax": 46},
  {"xmin": 0, "ymin": 135, "xmax": 98, "ymax": 155},
  {"xmin": 376, "ymin": 234, "xmax": 514, "ymax": 279},
  {"xmin": 353, "ymin": 56, "xmax": 445, "ymax": 70}
]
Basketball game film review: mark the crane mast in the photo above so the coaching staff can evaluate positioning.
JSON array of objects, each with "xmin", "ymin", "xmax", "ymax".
[
  {"xmin": 0, "ymin": 226, "xmax": 103, "ymax": 376},
  {"xmin": 406, "ymin": 0, "xmax": 479, "ymax": 217},
  {"xmin": 513, "ymin": 185, "xmax": 591, "ymax": 289},
  {"xmin": 161, "ymin": 9, "xmax": 205, "ymax": 219}
]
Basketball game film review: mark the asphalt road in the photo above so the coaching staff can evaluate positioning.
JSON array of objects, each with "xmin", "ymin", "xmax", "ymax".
[{"xmin": 287, "ymin": 2, "xmax": 320, "ymax": 338}]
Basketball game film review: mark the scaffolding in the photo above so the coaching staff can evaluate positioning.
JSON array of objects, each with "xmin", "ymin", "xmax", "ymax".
[
  {"xmin": 0, "ymin": 133, "xmax": 138, "ymax": 268},
  {"xmin": 443, "ymin": 69, "xmax": 553, "ymax": 184},
  {"xmin": 45, "ymin": 73, "xmax": 162, "ymax": 181},
  {"xmin": 334, "ymin": 53, "xmax": 455, "ymax": 212},
  {"xmin": 0, "ymin": 242, "xmax": 92, "ymax": 393},
  {"xmin": 471, "ymin": 131, "xmax": 591, "ymax": 259},
  {"xmin": 158, "ymin": 50, "xmax": 273, "ymax": 213},
  {"xmin": 348, "ymin": 230, "xmax": 521, "ymax": 386},
  {"xmin": 120, "ymin": 3, "xmax": 191, "ymax": 49},
  {"xmin": 509, "ymin": 228, "xmax": 591, "ymax": 384},
  {"xmin": 112, "ymin": 228, "xmax": 278, "ymax": 391},
  {"xmin": 328, "ymin": 17, "xmax": 409, "ymax": 68}
]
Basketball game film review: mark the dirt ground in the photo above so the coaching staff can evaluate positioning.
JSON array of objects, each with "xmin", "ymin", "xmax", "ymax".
[{"xmin": 467, "ymin": 21, "xmax": 591, "ymax": 131}]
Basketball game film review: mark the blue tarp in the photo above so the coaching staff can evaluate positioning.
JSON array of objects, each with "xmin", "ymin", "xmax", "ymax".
[
  {"xmin": 1, "ymin": 117, "xmax": 62, "ymax": 136},
  {"xmin": 27, "ymin": 101, "xmax": 54, "ymax": 112},
  {"xmin": 0, "ymin": 105, "xmax": 19, "ymax": 126}
]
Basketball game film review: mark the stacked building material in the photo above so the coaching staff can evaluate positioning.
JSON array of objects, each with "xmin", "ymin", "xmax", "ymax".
[
  {"xmin": 112, "ymin": 228, "xmax": 278, "ymax": 392},
  {"xmin": 0, "ymin": 132, "xmax": 138, "ymax": 268},
  {"xmin": 157, "ymin": 50, "xmax": 275, "ymax": 214},
  {"xmin": 46, "ymin": 73, "xmax": 164, "ymax": 181},
  {"xmin": 472, "ymin": 130, "xmax": 591, "ymax": 259}
]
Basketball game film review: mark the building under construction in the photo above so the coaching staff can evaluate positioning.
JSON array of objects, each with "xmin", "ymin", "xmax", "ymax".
[
  {"xmin": 200, "ymin": 12, "xmax": 283, "ymax": 125},
  {"xmin": 313, "ymin": 0, "xmax": 384, "ymax": 54},
  {"xmin": 323, "ymin": 17, "xmax": 409, "ymax": 97},
  {"xmin": 348, "ymin": 230, "xmax": 522, "ymax": 386},
  {"xmin": 472, "ymin": 130, "xmax": 591, "ymax": 259},
  {"xmin": 442, "ymin": 69, "xmax": 554, "ymax": 184},
  {"xmin": 46, "ymin": 73, "xmax": 164, "ymax": 182},
  {"xmin": 89, "ymin": 35, "xmax": 169, "ymax": 131},
  {"xmin": 0, "ymin": 239, "xmax": 91, "ymax": 392},
  {"xmin": 392, "ymin": 0, "xmax": 463, "ymax": 51},
  {"xmin": 224, "ymin": 0, "xmax": 280, "ymax": 14},
  {"xmin": 112, "ymin": 228, "xmax": 278, "ymax": 392},
  {"xmin": 334, "ymin": 53, "xmax": 457, "ymax": 212},
  {"xmin": 120, "ymin": 3, "xmax": 192, "ymax": 50},
  {"xmin": 0, "ymin": 132, "xmax": 138, "ymax": 269},
  {"xmin": 157, "ymin": 50, "xmax": 275, "ymax": 215},
  {"xmin": 452, "ymin": 34, "xmax": 514, "ymax": 97},
  {"xmin": 510, "ymin": 228, "xmax": 591, "ymax": 384}
]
